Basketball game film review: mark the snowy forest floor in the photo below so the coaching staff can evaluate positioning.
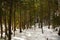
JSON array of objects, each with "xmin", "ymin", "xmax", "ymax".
[
  {"xmin": 11, "ymin": 24, "xmax": 60, "ymax": 40},
  {"xmin": 0, "ymin": 23, "xmax": 60, "ymax": 40}
]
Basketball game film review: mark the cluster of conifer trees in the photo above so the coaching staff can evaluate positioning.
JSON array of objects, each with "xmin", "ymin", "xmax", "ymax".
[{"xmin": 0, "ymin": 0, "xmax": 59, "ymax": 40}]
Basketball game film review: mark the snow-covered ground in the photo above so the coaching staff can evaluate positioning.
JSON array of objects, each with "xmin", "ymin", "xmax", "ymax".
[
  {"xmin": 11, "ymin": 23, "xmax": 60, "ymax": 40},
  {"xmin": 0, "ymin": 23, "xmax": 60, "ymax": 40}
]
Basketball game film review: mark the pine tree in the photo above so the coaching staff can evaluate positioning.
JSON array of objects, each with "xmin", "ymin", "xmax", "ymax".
[
  {"xmin": 0, "ymin": 0, "xmax": 3, "ymax": 38},
  {"xmin": 8, "ymin": 0, "xmax": 13, "ymax": 40}
]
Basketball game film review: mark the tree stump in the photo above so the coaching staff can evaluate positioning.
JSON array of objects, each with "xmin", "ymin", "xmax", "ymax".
[{"xmin": 58, "ymin": 28, "xmax": 60, "ymax": 36}]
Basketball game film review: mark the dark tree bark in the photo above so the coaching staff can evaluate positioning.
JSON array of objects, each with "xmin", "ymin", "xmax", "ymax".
[
  {"xmin": 58, "ymin": 28, "xmax": 60, "ymax": 36},
  {"xmin": 4, "ymin": 12, "xmax": 7, "ymax": 40},
  {"xmin": 48, "ymin": 0, "xmax": 51, "ymax": 29},
  {"xmin": 19, "ymin": 9, "xmax": 22, "ymax": 33},
  {"xmin": 14, "ymin": 9, "xmax": 16, "ymax": 36},
  {"xmin": 40, "ymin": 20, "xmax": 43, "ymax": 33},
  {"xmin": 0, "ymin": 0, "xmax": 3, "ymax": 38},
  {"xmin": 14, "ymin": 3, "xmax": 16, "ymax": 36},
  {"xmin": 8, "ymin": 0, "xmax": 13, "ymax": 40},
  {"xmin": 22, "ymin": 22, "xmax": 25, "ymax": 30},
  {"xmin": 0, "ymin": 16, "xmax": 3, "ymax": 38},
  {"xmin": 39, "ymin": 0, "xmax": 44, "ymax": 33},
  {"xmin": 19, "ymin": 22, "xmax": 22, "ymax": 33}
]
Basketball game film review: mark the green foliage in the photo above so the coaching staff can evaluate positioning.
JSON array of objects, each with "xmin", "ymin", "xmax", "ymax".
[{"xmin": 0, "ymin": 0, "xmax": 58, "ymax": 28}]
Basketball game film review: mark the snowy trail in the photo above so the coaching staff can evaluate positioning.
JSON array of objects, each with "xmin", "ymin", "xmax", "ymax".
[{"xmin": 11, "ymin": 26, "xmax": 60, "ymax": 40}]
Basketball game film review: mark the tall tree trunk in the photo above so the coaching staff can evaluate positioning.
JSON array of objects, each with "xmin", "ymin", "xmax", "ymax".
[
  {"xmin": 40, "ymin": 20, "xmax": 43, "ymax": 33},
  {"xmin": 14, "ymin": 5, "xmax": 16, "ymax": 36},
  {"xmin": 22, "ymin": 22, "xmax": 25, "ymax": 30},
  {"xmin": 48, "ymin": 0, "xmax": 50, "ymax": 29},
  {"xmin": 5, "ymin": 12, "xmax": 7, "ymax": 40},
  {"xmin": 40, "ymin": 0, "xmax": 44, "ymax": 33},
  {"xmin": 0, "ymin": 0, "xmax": 3, "ymax": 38},
  {"xmin": 19, "ymin": 9, "xmax": 22, "ymax": 33},
  {"xmin": 39, "ymin": 20, "xmax": 41, "ymax": 28},
  {"xmin": 19, "ymin": 22, "xmax": 22, "ymax": 33},
  {"xmin": 0, "ymin": 16, "xmax": 3, "ymax": 38},
  {"xmin": 8, "ymin": 0, "xmax": 13, "ymax": 40}
]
